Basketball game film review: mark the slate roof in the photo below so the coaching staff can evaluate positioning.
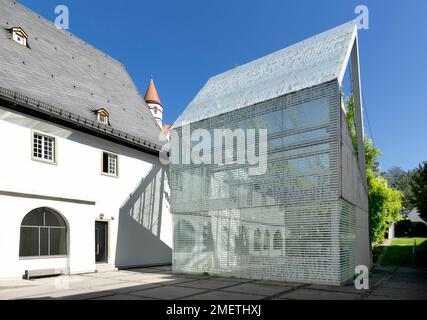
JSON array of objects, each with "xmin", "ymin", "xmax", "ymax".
[
  {"xmin": 174, "ymin": 21, "xmax": 357, "ymax": 127},
  {"xmin": 0, "ymin": 0, "xmax": 163, "ymax": 151}
]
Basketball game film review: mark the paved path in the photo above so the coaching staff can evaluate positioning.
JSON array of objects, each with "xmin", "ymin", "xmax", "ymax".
[{"xmin": 0, "ymin": 266, "xmax": 426, "ymax": 300}]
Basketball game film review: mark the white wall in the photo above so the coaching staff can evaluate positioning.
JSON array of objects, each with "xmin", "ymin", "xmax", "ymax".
[
  {"xmin": 340, "ymin": 110, "xmax": 371, "ymax": 269},
  {"xmin": 0, "ymin": 106, "xmax": 172, "ymax": 279}
]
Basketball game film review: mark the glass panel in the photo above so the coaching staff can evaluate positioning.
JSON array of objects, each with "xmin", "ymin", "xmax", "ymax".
[
  {"xmin": 108, "ymin": 154, "xmax": 117, "ymax": 175},
  {"xmin": 40, "ymin": 227, "xmax": 49, "ymax": 256},
  {"xmin": 263, "ymin": 230, "xmax": 270, "ymax": 250},
  {"xmin": 284, "ymin": 128, "xmax": 329, "ymax": 148},
  {"xmin": 22, "ymin": 208, "xmax": 44, "ymax": 226},
  {"xmin": 44, "ymin": 209, "xmax": 66, "ymax": 227},
  {"xmin": 102, "ymin": 152, "xmax": 109, "ymax": 173},
  {"xmin": 283, "ymin": 98, "xmax": 329, "ymax": 132},
  {"xmin": 254, "ymin": 229, "xmax": 262, "ymax": 251},
  {"xmin": 273, "ymin": 231, "xmax": 283, "ymax": 250},
  {"xmin": 174, "ymin": 220, "xmax": 195, "ymax": 252},
  {"xmin": 50, "ymin": 228, "xmax": 67, "ymax": 255},
  {"xmin": 202, "ymin": 222, "xmax": 213, "ymax": 252},
  {"xmin": 19, "ymin": 227, "xmax": 39, "ymax": 257},
  {"xmin": 268, "ymin": 137, "xmax": 283, "ymax": 151}
]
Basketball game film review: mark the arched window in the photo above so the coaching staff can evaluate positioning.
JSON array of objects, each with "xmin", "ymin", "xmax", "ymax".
[
  {"xmin": 263, "ymin": 230, "xmax": 271, "ymax": 250},
  {"xmin": 253, "ymin": 229, "xmax": 262, "ymax": 251},
  {"xmin": 19, "ymin": 207, "xmax": 67, "ymax": 257},
  {"xmin": 202, "ymin": 221, "xmax": 214, "ymax": 252},
  {"xmin": 273, "ymin": 230, "xmax": 283, "ymax": 250},
  {"xmin": 174, "ymin": 220, "xmax": 195, "ymax": 252},
  {"xmin": 221, "ymin": 226, "xmax": 230, "ymax": 251},
  {"xmin": 235, "ymin": 226, "xmax": 249, "ymax": 255}
]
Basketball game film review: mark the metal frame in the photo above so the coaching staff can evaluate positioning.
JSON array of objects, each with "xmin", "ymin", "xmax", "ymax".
[{"xmin": 19, "ymin": 208, "xmax": 68, "ymax": 259}]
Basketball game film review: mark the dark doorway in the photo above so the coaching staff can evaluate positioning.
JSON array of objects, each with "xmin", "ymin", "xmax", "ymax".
[{"xmin": 95, "ymin": 221, "xmax": 108, "ymax": 263}]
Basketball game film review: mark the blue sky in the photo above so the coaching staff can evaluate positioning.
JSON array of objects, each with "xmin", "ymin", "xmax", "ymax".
[{"xmin": 19, "ymin": 0, "xmax": 427, "ymax": 172}]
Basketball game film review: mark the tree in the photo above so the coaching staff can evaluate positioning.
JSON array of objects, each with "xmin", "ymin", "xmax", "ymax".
[
  {"xmin": 367, "ymin": 169, "xmax": 402, "ymax": 243},
  {"xmin": 382, "ymin": 167, "xmax": 413, "ymax": 211},
  {"xmin": 409, "ymin": 161, "xmax": 427, "ymax": 222},
  {"xmin": 345, "ymin": 97, "xmax": 403, "ymax": 244}
]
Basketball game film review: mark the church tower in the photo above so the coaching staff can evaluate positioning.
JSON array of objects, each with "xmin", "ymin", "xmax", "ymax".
[{"xmin": 144, "ymin": 77, "xmax": 163, "ymax": 128}]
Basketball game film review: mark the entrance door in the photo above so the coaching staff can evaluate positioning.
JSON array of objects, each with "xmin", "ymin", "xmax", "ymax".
[{"xmin": 95, "ymin": 221, "xmax": 108, "ymax": 263}]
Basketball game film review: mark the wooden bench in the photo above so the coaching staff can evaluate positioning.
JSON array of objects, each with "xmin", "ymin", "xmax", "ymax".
[{"xmin": 24, "ymin": 268, "xmax": 66, "ymax": 280}]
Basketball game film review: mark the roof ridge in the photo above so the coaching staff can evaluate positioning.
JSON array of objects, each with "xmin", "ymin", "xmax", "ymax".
[{"xmin": 208, "ymin": 20, "xmax": 356, "ymax": 82}]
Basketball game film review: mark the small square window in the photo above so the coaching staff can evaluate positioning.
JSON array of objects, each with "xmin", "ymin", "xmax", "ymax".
[
  {"xmin": 98, "ymin": 113, "xmax": 108, "ymax": 124},
  {"xmin": 32, "ymin": 132, "xmax": 56, "ymax": 164},
  {"xmin": 96, "ymin": 108, "xmax": 110, "ymax": 125},
  {"xmin": 102, "ymin": 151, "xmax": 118, "ymax": 177}
]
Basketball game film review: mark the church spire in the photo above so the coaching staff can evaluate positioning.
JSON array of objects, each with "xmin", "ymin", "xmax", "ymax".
[
  {"xmin": 144, "ymin": 77, "xmax": 163, "ymax": 128},
  {"xmin": 144, "ymin": 77, "xmax": 162, "ymax": 105}
]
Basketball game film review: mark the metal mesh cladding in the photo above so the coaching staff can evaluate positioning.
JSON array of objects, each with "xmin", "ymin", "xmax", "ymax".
[{"xmin": 170, "ymin": 80, "xmax": 357, "ymax": 285}]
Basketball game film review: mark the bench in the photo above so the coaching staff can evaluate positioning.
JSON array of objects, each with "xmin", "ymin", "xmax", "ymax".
[{"xmin": 24, "ymin": 268, "xmax": 67, "ymax": 280}]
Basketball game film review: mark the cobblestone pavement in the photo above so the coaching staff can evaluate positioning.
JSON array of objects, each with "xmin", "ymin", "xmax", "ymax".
[{"xmin": 0, "ymin": 266, "xmax": 426, "ymax": 300}]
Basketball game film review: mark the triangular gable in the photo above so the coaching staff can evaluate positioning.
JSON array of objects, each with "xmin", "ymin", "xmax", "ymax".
[{"xmin": 174, "ymin": 21, "xmax": 357, "ymax": 127}]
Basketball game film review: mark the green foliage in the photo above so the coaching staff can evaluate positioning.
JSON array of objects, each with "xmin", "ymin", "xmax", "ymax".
[
  {"xmin": 409, "ymin": 161, "xmax": 427, "ymax": 222},
  {"xmin": 382, "ymin": 167, "xmax": 414, "ymax": 211},
  {"xmin": 345, "ymin": 97, "xmax": 380, "ymax": 172},
  {"xmin": 345, "ymin": 96, "xmax": 403, "ymax": 244},
  {"xmin": 367, "ymin": 169, "xmax": 403, "ymax": 244}
]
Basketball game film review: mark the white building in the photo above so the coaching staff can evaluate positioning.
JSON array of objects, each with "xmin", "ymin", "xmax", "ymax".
[{"xmin": 0, "ymin": 0, "xmax": 172, "ymax": 279}]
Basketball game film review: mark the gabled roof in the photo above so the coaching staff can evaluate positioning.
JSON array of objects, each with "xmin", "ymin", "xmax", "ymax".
[
  {"xmin": 0, "ymin": 0, "xmax": 162, "ymax": 151},
  {"xmin": 174, "ymin": 21, "xmax": 357, "ymax": 127},
  {"xmin": 144, "ymin": 78, "xmax": 162, "ymax": 105}
]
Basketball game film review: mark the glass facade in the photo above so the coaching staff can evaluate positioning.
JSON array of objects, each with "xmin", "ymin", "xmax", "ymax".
[{"xmin": 170, "ymin": 81, "xmax": 356, "ymax": 285}]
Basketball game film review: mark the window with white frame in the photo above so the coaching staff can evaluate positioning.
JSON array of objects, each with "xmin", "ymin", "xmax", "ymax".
[
  {"xmin": 102, "ymin": 151, "xmax": 118, "ymax": 176},
  {"xmin": 32, "ymin": 132, "xmax": 56, "ymax": 163}
]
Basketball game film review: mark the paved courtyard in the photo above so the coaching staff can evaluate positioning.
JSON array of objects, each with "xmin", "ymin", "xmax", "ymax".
[{"xmin": 0, "ymin": 266, "xmax": 426, "ymax": 300}]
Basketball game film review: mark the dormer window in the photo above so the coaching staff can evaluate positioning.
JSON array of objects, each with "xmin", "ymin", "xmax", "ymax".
[
  {"xmin": 96, "ymin": 108, "xmax": 110, "ymax": 125},
  {"xmin": 11, "ymin": 27, "xmax": 28, "ymax": 47}
]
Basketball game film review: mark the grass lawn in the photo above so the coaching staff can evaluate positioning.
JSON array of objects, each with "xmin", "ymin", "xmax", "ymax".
[{"xmin": 380, "ymin": 237, "xmax": 427, "ymax": 267}]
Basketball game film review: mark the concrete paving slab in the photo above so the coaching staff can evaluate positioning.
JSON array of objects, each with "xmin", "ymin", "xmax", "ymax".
[
  {"xmin": 37, "ymin": 289, "xmax": 116, "ymax": 300},
  {"xmin": 280, "ymin": 288, "xmax": 361, "ymax": 300},
  {"xmin": 380, "ymin": 279, "xmax": 427, "ymax": 291},
  {"xmin": 101, "ymin": 273, "xmax": 169, "ymax": 283},
  {"xmin": 0, "ymin": 279, "xmax": 36, "ymax": 290},
  {"xmin": 1, "ymin": 266, "xmax": 426, "ymax": 300},
  {"xmin": 307, "ymin": 284, "xmax": 368, "ymax": 294},
  {"xmin": 82, "ymin": 271, "xmax": 125, "ymax": 279},
  {"xmin": 253, "ymin": 280, "xmax": 304, "ymax": 287},
  {"xmin": 130, "ymin": 285, "xmax": 207, "ymax": 300},
  {"xmin": 0, "ymin": 285, "xmax": 60, "ymax": 300},
  {"xmin": 370, "ymin": 286, "xmax": 427, "ymax": 300},
  {"xmin": 151, "ymin": 266, "xmax": 173, "ymax": 271},
  {"xmin": 208, "ymin": 276, "xmax": 254, "ymax": 283},
  {"xmin": 93, "ymin": 294, "xmax": 156, "ymax": 300},
  {"xmin": 94, "ymin": 282, "xmax": 162, "ymax": 294},
  {"xmin": 223, "ymin": 283, "xmax": 293, "ymax": 296},
  {"xmin": 139, "ymin": 276, "xmax": 197, "ymax": 286},
  {"xmin": 176, "ymin": 279, "xmax": 238, "ymax": 290},
  {"xmin": 363, "ymin": 295, "xmax": 400, "ymax": 300},
  {"xmin": 182, "ymin": 290, "xmax": 263, "ymax": 300},
  {"xmin": 126, "ymin": 268, "xmax": 172, "ymax": 275}
]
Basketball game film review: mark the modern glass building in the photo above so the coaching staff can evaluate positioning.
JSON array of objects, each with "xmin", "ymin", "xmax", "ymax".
[{"xmin": 169, "ymin": 22, "xmax": 371, "ymax": 285}]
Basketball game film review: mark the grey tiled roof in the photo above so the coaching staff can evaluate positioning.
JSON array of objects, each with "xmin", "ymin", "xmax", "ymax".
[
  {"xmin": 0, "ymin": 0, "xmax": 163, "ymax": 149},
  {"xmin": 174, "ymin": 21, "xmax": 356, "ymax": 127}
]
